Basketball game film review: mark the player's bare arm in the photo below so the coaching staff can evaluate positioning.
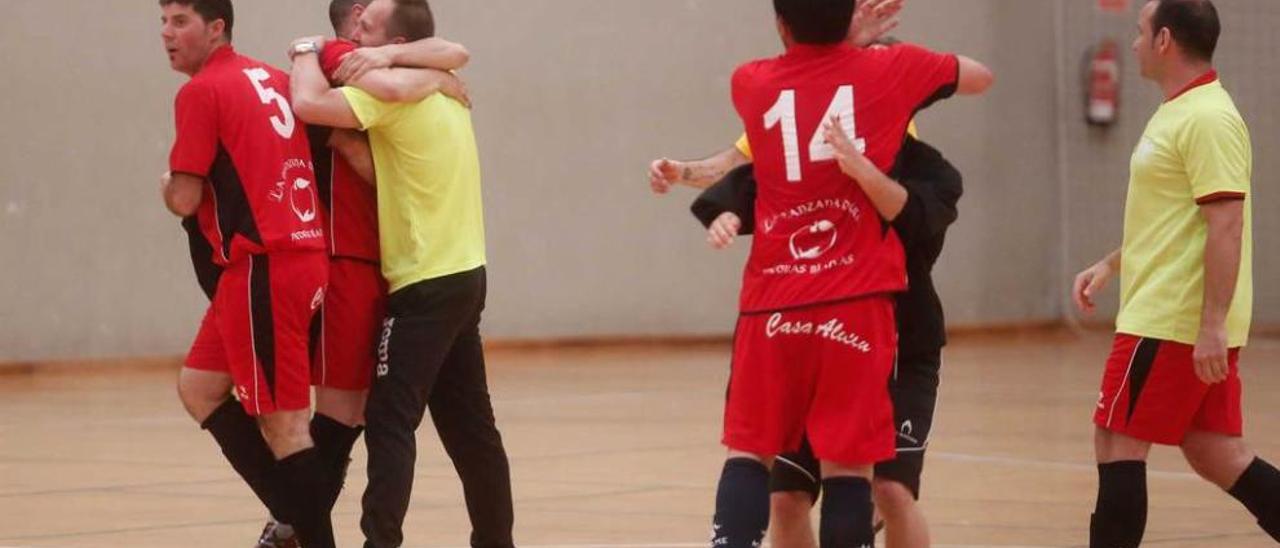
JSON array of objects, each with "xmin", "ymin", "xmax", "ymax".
[
  {"xmin": 649, "ymin": 147, "xmax": 750, "ymax": 194},
  {"xmin": 290, "ymin": 37, "xmax": 362, "ymax": 129},
  {"xmin": 329, "ymin": 129, "xmax": 377, "ymax": 185},
  {"xmin": 956, "ymin": 55, "xmax": 995, "ymax": 95},
  {"xmin": 1072, "ymin": 248, "xmax": 1121, "ymax": 316},
  {"xmin": 823, "ymin": 116, "xmax": 908, "ymax": 220},
  {"xmin": 348, "ymin": 68, "xmax": 471, "ymax": 107},
  {"xmin": 1195, "ymin": 198, "xmax": 1245, "ymax": 384},
  {"xmin": 161, "ymin": 171, "xmax": 204, "ymax": 217},
  {"xmin": 333, "ymin": 37, "xmax": 470, "ymax": 84}
]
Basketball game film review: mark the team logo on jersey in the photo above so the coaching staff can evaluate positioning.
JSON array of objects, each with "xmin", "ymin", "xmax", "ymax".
[
  {"xmin": 788, "ymin": 219, "xmax": 838, "ymax": 260},
  {"xmin": 272, "ymin": 159, "xmax": 318, "ymax": 223},
  {"xmin": 290, "ymin": 178, "xmax": 317, "ymax": 222}
]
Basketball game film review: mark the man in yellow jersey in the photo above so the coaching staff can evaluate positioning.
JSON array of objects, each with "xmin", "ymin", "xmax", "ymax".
[
  {"xmin": 1072, "ymin": 1, "xmax": 1279, "ymax": 546},
  {"xmin": 288, "ymin": 1, "xmax": 513, "ymax": 546}
]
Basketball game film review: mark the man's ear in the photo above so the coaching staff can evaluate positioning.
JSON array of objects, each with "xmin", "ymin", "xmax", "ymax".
[
  {"xmin": 209, "ymin": 19, "xmax": 227, "ymax": 41},
  {"xmin": 352, "ymin": 4, "xmax": 366, "ymax": 19},
  {"xmin": 1155, "ymin": 27, "xmax": 1173, "ymax": 55}
]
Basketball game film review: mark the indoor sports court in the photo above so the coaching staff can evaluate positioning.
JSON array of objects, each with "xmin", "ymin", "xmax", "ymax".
[{"xmin": 2, "ymin": 1, "xmax": 1277, "ymax": 547}]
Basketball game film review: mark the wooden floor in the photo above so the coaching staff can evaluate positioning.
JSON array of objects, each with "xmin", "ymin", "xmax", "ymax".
[{"xmin": 0, "ymin": 330, "xmax": 1277, "ymax": 547}]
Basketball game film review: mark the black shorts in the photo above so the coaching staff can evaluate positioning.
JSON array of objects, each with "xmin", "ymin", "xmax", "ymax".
[{"xmin": 770, "ymin": 352, "xmax": 942, "ymax": 500}]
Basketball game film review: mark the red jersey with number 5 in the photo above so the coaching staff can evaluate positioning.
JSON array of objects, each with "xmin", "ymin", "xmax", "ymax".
[
  {"xmin": 170, "ymin": 45, "xmax": 326, "ymax": 266},
  {"xmin": 731, "ymin": 42, "xmax": 958, "ymax": 313}
]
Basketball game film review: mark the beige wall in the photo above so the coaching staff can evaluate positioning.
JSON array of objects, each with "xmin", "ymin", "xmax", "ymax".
[{"xmin": 0, "ymin": 0, "xmax": 1272, "ymax": 362}]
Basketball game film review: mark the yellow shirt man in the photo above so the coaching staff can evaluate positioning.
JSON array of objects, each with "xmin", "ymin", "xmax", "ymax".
[
  {"xmin": 1117, "ymin": 77, "xmax": 1252, "ymax": 347},
  {"xmin": 341, "ymin": 88, "xmax": 487, "ymax": 293}
]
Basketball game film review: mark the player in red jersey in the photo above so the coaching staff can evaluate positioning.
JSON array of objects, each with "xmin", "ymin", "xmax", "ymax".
[
  {"xmin": 708, "ymin": 1, "xmax": 992, "ymax": 546},
  {"xmin": 159, "ymin": 1, "xmax": 335, "ymax": 546},
  {"xmin": 253, "ymin": 2, "xmax": 474, "ymax": 545}
]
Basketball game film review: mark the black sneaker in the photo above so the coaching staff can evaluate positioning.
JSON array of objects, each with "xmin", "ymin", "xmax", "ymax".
[{"xmin": 255, "ymin": 520, "xmax": 299, "ymax": 548}]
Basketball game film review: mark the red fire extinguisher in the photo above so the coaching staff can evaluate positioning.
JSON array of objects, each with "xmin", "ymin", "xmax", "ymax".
[{"xmin": 1086, "ymin": 39, "xmax": 1121, "ymax": 126}]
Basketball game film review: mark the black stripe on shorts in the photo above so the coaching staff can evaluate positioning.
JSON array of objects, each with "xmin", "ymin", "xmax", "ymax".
[{"xmin": 249, "ymin": 255, "xmax": 277, "ymax": 397}]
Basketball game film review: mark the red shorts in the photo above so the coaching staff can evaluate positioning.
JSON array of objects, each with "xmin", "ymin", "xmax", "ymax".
[
  {"xmin": 186, "ymin": 252, "xmax": 328, "ymax": 416},
  {"xmin": 1094, "ymin": 334, "xmax": 1243, "ymax": 445},
  {"xmin": 723, "ymin": 297, "xmax": 898, "ymax": 465},
  {"xmin": 313, "ymin": 258, "xmax": 386, "ymax": 390}
]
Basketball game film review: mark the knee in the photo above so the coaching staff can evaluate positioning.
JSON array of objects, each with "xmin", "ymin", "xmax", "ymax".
[
  {"xmin": 771, "ymin": 490, "xmax": 813, "ymax": 520},
  {"xmin": 259, "ymin": 412, "xmax": 314, "ymax": 457},
  {"xmin": 315, "ymin": 388, "xmax": 368, "ymax": 427},
  {"xmin": 872, "ymin": 478, "xmax": 916, "ymax": 518},
  {"xmin": 176, "ymin": 373, "xmax": 231, "ymax": 423}
]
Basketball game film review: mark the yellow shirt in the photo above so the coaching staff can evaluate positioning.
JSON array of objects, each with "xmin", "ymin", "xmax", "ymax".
[
  {"xmin": 734, "ymin": 121, "xmax": 918, "ymax": 159},
  {"xmin": 1117, "ymin": 79, "xmax": 1252, "ymax": 347},
  {"xmin": 341, "ymin": 88, "xmax": 487, "ymax": 292}
]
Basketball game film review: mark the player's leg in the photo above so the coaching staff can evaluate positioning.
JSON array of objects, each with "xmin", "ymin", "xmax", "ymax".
[
  {"xmin": 310, "ymin": 259, "xmax": 383, "ymax": 511},
  {"xmin": 816, "ymin": 461, "xmax": 875, "ymax": 547},
  {"xmin": 225, "ymin": 253, "xmax": 334, "ymax": 548},
  {"xmin": 1179, "ymin": 353, "xmax": 1280, "ymax": 540},
  {"xmin": 769, "ymin": 438, "xmax": 821, "ymax": 548},
  {"xmin": 713, "ymin": 450, "xmax": 775, "ymax": 548},
  {"xmin": 181, "ymin": 306, "xmax": 294, "ymax": 528},
  {"xmin": 872, "ymin": 352, "xmax": 941, "ymax": 548},
  {"xmin": 361, "ymin": 269, "xmax": 484, "ymax": 548},
  {"xmin": 425, "ymin": 276, "xmax": 515, "ymax": 548},
  {"xmin": 1090, "ymin": 429, "xmax": 1152, "ymax": 548},
  {"xmin": 1090, "ymin": 335, "xmax": 1207, "ymax": 548},
  {"xmin": 717, "ymin": 311, "xmax": 811, "ymax": 548},
  {"xmin": 807, "ymin": 298, "xmax": 898, "ymax": 548}
]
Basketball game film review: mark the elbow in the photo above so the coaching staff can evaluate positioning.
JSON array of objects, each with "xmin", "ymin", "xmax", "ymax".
[
  {"xmin": 166, "ymin": 192, "xmax": 200, "ymax": 217},
  {"xmin": 956, "ymin": 57, "xmax": 995, "ymax": 95},
  {"xmin": 961, "ymin": 68, "xmax": 995, "ymax": 95},
  {"xmin": 444, "ymin": 44, "xmax": 471, "ymax": 70},
  {"xmin": 379, "ymin": 85, "xmax": 414, "ymax": 103}
]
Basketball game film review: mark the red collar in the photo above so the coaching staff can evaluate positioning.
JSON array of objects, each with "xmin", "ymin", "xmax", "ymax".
[
  {"xmin": 198, "ymin": 44, "xmax": 236, "ymax": 73},
  {"xmin": 1166, "ymin": 69, "xmax": 1217, "ymax": 102}
]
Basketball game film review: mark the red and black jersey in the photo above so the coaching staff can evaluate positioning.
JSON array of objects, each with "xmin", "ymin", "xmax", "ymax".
[
  {"xmin": 731, "ymin": 42, "xmax": 958, "ymax": 313},
  {"xmin": 169, "ymin": 45, "xmax": 326, "ymax": 266},
  {"xmin": 311, "ymin": 39, "xmax": 381, "ymax": 263}
]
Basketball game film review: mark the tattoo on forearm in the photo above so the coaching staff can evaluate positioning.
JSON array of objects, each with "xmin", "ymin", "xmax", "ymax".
[{"xmin": 682, "ymin": 167, "xmax": 693, "ymax": 182}]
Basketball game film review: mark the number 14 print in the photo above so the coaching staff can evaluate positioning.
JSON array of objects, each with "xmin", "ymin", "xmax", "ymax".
[{"xmin": 764, "ymin": 85, "xmax": 866, "ymax": 183}]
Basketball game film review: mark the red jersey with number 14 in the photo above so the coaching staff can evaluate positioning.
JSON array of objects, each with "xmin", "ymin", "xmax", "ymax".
[
  {"xmin": 732, "ymin": 42, "xmax": 958, "ymax": 313},
  {"xmin": 170, "ymin": 45, "xmax": 326, "ymax": 266}
]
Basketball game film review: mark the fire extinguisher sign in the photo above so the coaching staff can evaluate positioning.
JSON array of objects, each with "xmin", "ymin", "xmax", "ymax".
[{"xmin": 1098, "ymin": 0, "xmax": 1129, "ymax": 13}]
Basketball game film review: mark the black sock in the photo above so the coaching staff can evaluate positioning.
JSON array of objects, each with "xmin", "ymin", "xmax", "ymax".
[
  {"xmin": 819, "ymin": 476, "xmax": 873, "ymax": 548},
  {"xmin": 311, "ymin": 414, "xmax": 364, "ymax": 511},
  {"xmin": 1227, "ymin": 457, "xmax": 1280, "ymax": 540},
  {"xmin": 1090, "ymin": 461, "xmax": 1147, "ymax": 548},
  {"xmin": 277, "ymin": 448, "xmax": 336, "ymax": 548},
  {"xmin": 710, "ymin": 458, "xmax": 770, "ymax": 548},
  {"xmin": 201, "ymin": 398, "xmax": 290, "ymax": 523}
]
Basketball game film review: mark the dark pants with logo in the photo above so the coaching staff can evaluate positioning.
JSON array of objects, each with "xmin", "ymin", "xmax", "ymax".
[{"xmin": 360, "ymin": 267, "xmax": 515, "ymax": 548}]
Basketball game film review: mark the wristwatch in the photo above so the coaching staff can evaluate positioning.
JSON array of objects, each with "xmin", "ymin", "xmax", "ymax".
[{"xmin": 290, "ymin": 40, "xmax": 320, "ymax": 60}]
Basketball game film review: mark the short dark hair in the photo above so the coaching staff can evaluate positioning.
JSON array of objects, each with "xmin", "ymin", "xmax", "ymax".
[
  {"xmin": 1151, "ymin": 0, "xmax": 1220, "ymax": 61},
  {"xmin": 386, "ymin": 0, "xmax": 436, "ymax": 42},
  {"xmin": 773, "ymin": 0, "xmax": 856, "ymax": 45},
  {"xmin": 159, "ymin": 0, "xmax": 234, "ymax": 41},
  {"xmin": 328, "ymin": 0, "xmax": 371, "ymax": 34}
]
